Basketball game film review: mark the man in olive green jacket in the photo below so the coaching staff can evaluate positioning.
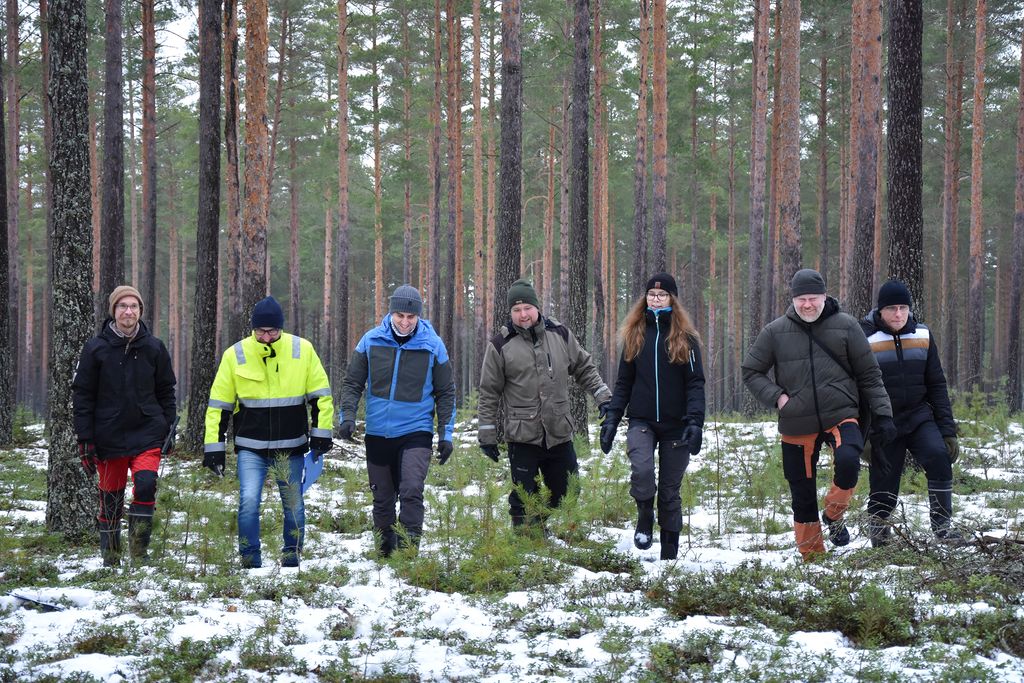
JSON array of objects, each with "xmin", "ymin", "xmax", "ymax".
[
  {"xmin": 742, "ymin": 269, "xmax": 895, "ymax": 560},
  {"xmin": 478, "ymin": 279, "xmax": 612, "ymax": 528}
]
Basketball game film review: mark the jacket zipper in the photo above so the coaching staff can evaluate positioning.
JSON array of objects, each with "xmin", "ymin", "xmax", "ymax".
[{"xmin": 654, "ymin": 312, "xmax": 661, "ymax": 422}]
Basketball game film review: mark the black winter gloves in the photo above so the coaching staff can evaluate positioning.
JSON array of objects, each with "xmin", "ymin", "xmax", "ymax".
[
  {"xmin": 598, "ymin": 402, "xmax": 611, "ymax": 420},
  {"xmin": 437, "ymin": 440, "xmax": 454, "ymax": 464},
  {"xmin": 944, "ymin": 436, "xmax": 960, "ymax": 463},
  {"xmin": 78, "ymin": 442, "xmax": 97, "ymax": 476},
  {"xmin": 203, "ymin": 451, "xmax": 225, "ymax": 477},
  {"xmin": 309, "ymin": 436, "xmax": 333, "ymax": 457},
  {"xmin": 480, "ymin": 444, "xmax": 501, "ymax": 462},
  {"xmin": 873, "ymin": 415, "xmax": 898, "ymax": 446},
  {"xmin": 338, "ymin": 420, "xmax": 356, "ymax": 442},
  {"xmin": 682, "ymin": 424, "xmax": 702, "ymax": 455},
  {"xmin": 599, "ymin": 411, "xmax": 621, "ymax": 454}
]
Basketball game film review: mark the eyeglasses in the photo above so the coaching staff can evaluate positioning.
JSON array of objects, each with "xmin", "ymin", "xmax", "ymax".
[
  {"xmin": 254, "ymin": 327, "xmax": 281, "ymax": 338},
  {"xmin": 646, "ymin": 291, "xmax": 670, "ymax": 301},
  {"xmin": 116, "ymin": 303, "xmax": 140, "ymax": 312}
]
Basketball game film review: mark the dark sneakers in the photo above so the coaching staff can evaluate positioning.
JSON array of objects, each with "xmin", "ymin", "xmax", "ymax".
[{"xmin": 821, "ymin": 511, "xmax": 850, "ymax": 547}]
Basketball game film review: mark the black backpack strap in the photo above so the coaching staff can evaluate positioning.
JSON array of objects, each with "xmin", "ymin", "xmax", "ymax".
[{"xmin": 802, "ymin": 326, "xmax": 854, "ymax": 381}]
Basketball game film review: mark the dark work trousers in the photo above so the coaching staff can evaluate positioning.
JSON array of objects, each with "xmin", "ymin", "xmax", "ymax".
[
  {"xmin": 867, "ymin": 418, "xmax": 952, "ymax": 521},
  {"xmin": 507, "ymin": 440, "xmax": 578, "ymax": 523},
  {"xmin": 365, "ymin": 433, "xmax": 432, "ymax": 538},
  {"xmin": 626, "ymin": 420, "xmax": 690, "ymax": 533},
  {"xmin": 781, "ymin": 420, "xmax": 863, "ymax": 524}
]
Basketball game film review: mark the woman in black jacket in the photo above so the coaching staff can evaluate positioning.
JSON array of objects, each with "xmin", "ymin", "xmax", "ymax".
[{"xmin": 600, "ymin": 274, "xmax": 705, "ymax": 559}]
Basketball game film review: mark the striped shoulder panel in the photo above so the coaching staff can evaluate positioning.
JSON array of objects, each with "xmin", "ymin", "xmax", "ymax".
[{"xmin": 233, "ymin": 342, "xmax": 246, "ymax": 364}]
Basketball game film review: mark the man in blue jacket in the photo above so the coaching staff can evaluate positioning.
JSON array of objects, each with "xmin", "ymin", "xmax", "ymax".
[{"xmin": 339, "ymin": 285, "xmax": 457, "ymax": 557}]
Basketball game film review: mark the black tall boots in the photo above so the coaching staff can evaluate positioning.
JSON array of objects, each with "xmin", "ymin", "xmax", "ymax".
[
  {"xmin": 634, "ymin": 498, "xmax": 655, "ymax": 550},
  {"xmin": 928, "ymin": 479, "xmax": 963, "ymax": 542}
]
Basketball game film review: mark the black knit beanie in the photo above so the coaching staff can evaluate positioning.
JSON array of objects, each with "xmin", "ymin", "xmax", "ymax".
[
  {"xmin": 251, "ymin": 296, "xmax": 285, "ymax": 329},
  {"xmin": 644, "ymin": 273, "xmax": 678, "ymax": 297},
  {"xmin": 877, "ymin": 280, "xmax": 912, "ymax": 309},
  {"xmin": 790, "ymin": 269, "xmax": 827, "ymax": 297}
]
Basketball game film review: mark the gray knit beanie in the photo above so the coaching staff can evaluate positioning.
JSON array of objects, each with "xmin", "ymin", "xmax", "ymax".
[{"xmin": 389, "ymin": 285, "xmax": 423, "ymax": 315}]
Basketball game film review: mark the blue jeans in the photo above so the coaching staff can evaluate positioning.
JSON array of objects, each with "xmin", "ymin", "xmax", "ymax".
[{"xmin": 237, "ymin": 450, "xmax": 305, "ymax": 567}]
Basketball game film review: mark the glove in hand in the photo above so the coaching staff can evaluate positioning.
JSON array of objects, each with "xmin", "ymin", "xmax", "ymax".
[
  {"xmin": 682, "ymin": 424, "xmax": 703, "ymax": 455},
  {"xmin": 203, "ymin": 451, "xmax": 225, "ymax": 477},
  {"xmin": 599, "ymin": 413, "xmax": 619, "ymax": 454},
  {"xmin": 873, "ymin": 415, "xmax": 898, "ymax": 446},
  {"xmin": 598, "ymin": 402, "xmax": 612, "ymax": 420},
  {"xmin": 944, "ymin": 436, "xmax": 960, "ymax": 464},
  {"xmin": 79, "ymin": 442, "xmax": 97, "ymax": 477},
  {"xmin": 480, "ymin": 444, "xmax": 501, "ymax": 462},
  {"xmin": 309, "ymin": 435, "xmax": 333, "ymax": 457},
  {"xmin": 338, "ymin": 420, "xmax": 356, "ymax": 442},
  {"xmin": 437, "ymin": 440, "xmax": 454, "ymax": 465}
]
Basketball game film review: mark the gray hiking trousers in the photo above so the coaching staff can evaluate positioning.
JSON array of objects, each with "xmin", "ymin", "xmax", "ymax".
[
  {"xmin": 626, "ymin": 420, "xmax": 690, "ymax": 532},
  {"xmin": 366, "ymin": 445, "xmax": 432, "ymax": 537}
]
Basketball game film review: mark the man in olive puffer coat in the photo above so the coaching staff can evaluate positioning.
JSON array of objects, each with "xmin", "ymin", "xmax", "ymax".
[
  {"xmin": 742, "ymin": 269, "xmax": 895, "ymax": 560},
  {"xmin": 478, "ymin": 279, "xmax": 611, "ymax": 530}
]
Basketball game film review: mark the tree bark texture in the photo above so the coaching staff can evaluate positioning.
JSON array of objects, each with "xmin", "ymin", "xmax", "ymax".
[
  {"xmin": 776, "ymin": 0, "xmax": 801, "ymax": 287},
  {"xmin": 47, "ymin": 0, "xmax": 96, "ymax": 538},
  {"xmin": 632, "ymin": 0, "xmax": 650, "ymax": 300},
  {"xmin": 568, "ymin": 0, "xmax": 590, "ymax": 432},
  {"xmin": 6, "ymin": 0, "xmax": 21, "ymax": 409},
  {"xmin": 886, "ymin": 0, "xmax": 924, "ymax": 306},
  {"xmin": 333, "ymin": 0, "xmax": 351, "ymax": 396},
  {"xmin": 746, "ymin": 0, "xmax": 768, "ymax": 364},
  {"xmin": 846, "ymin": 0, "xmax": 882, "ymax": 319},
  {"xmin": 940, "ymin": 0, "xmax": 964, "ymax": 387},
  {"xmin": 650, "ymin": 0, "xmax": 667, "ymax": 272},
  {"xmin": 0, "ymin": 46, "xmax": 11, "ymax": 444},
  {"xmin": 494, "ymin": 0, "xmax": 522, "ymax": 331},
  {"xmin": 223, "ymin": 0, "xmax": 243, "ymax": 346},
  {"xmin": 816, "ymin": 45, "xmax": 829, "ymax": 281},
  {"xmin": 429, "ymin": 0, "xmax": 443, "ymax": 324},
  {"xmin": 965, "ymin": 0, "xmax": 986, "ymax": 390},
  {"xmin": 472, "ymin": 0, "xmax": 485, "ymax": 387},
  {"xmin": 241, "ymin": 0, "xmax": 270, "ymax": 317},
  {"xmin": 100, "ymin": 0, "xmax": 125, "ymax": 301},
  {"xmin": 591, "ymin": 0, "xmax": 605, "ymax": 379},
  {"xmin": 184, "ymin": 0, "xmax": 222, "ymax": 455},
  {"xmin": 140, "ymin": 0, "xmax": 156, "ymax": 311},
  {"xmin": 1009, "ymin": 28, "xmax": 1024, "ymax": 411}
]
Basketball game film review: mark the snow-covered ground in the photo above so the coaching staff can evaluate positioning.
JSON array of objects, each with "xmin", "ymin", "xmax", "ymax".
[{"xmin": 2, "ymin": 419, "xmax": 1022, "ymax": 682}]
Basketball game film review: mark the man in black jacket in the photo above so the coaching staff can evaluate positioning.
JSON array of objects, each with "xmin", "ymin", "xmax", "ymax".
[
  {"xmin": 861, "ymin": 280, "xmax": 962, "ymax": 545},
  {"xmin": 743, "ymin": 269, "xmax": 895, "ymax": 560},
  {"xmin": 72, "ymin": 286, "xmax": 177, "ymax": 566}
]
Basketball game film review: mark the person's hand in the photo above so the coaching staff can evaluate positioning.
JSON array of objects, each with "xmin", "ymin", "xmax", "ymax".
[
  {"xmin": 78, "ymin": 442, "xmax": 97, "ymax": 477},
  {"xmin": 437, "ymin": 440, "xmax": 454, "ymax": 465},
  {"xmin": 309, "ymin": 435, "xmax": 333, "ymax": 459},
  {"xmin": 203, "ymin": 450, "xmax": 225, "ymax": 477},
  {"xmin": 599, "ymin": 416, "xmax": 619, "ymax": 454},
  {"xmin": 480, "ymin": 444, "xmax": 501, "ymax": 462},
  {"xmin": 682, "ymin": 424, "xmax": 702, "ymax": 455},
  {"xmin": 598, "ymin": 402, "xmax": 612, "ymax": 420},
  {"xmin": 873, "ymin": 415, "xmax": 898, "ymax": 446},
  {"xmin": 944, "ymin": 436, "xmax": 960, "ymax": 464},
  {"xmin": 338, "ymin": 420, "xmax": 356, "ymax": 442},
  {"xmin": 776, "ymin": 394, "xmax": 789, "ymax": 410}
]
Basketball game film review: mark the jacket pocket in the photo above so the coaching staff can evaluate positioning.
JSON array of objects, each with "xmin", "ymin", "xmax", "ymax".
[
  {"xmin": 543, "ymin": 400, "xmax": 574, "ymax": 442},
  {"xmin": 505, "ymin": 404, "xmax": 539, "ymax": 443}
]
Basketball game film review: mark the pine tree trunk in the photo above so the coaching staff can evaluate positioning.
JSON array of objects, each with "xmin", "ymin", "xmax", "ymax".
[
  {"xmin": 568, "ymin": 0, "xmax": 590, "ymax": 433},
  {"xmin": 494, "ymin": 0, "xmax": 523, "ymax": 330},
  {"xmin": 886, "ymin": 0, "xmax": 924, "ymax": 304},
  {"xmin": 486, "ymin": 0, "xmax": 498, "ymax": 332},
  {"xmin": 6, "ymin": 0, "xmax": 21, "ymax": 410},
  {"xmin": 169, "ymin": 177, "xmax": 180, "ymax": 380},
  {"xmin": 289, "ymin": 137, "xmax": 300, "ymax": 336},
  {"xmin": 40, "ymin": 0, "xmax": 54, "ymax": 419},
  {"xmin": 632, "ymin": 0, "xmax": 650, "ymax": 299},
  {"xmin": 445, "ymin": 0, "xmax": 461, "ymax": 350},
  {"xmin": 223, "ymin": 0, "xmax": 243, "ymax": 346},
  {"xmin": 89, "ymin": 75, "xmax": 100, "ymax": 308},
  {"xmin": 140, "ymin": 0, "xmax": 156, "ymax": 307},
  {"xmin": 941, "ymin": 0, "xmax": 965, "ymax": 389},
  {"xmin": 776, "ymin": 0, "xmax": 801, "ymax": 288},
  {"xmin": 815, "ymin": 44, "xmax": 829, "ymax": 280},
  {"xmin": 965, "ymin": 0, "xmax": 986, "ymax": 390},
  {"xmin": 241, "ymin": 0, "xmax": 270, "ymax": 315},
  {"xmin": 47, "ymin": 0, "xmax": 95, "ymax": 538},
  {"xmin": 333, "ymin": 0, "xmax": 351, "ymax": 395},
  {"xmin": 472, "ymin": 0, "xmax": 485, "ymax": 382},
  {"xmin": 100, "ymin": 0, "xmax": 125, "ymax": 301},
  {"xmin": 707, "ymin": 73, "xmax": 719, "ymax": 413},
  {"xmin": 184, "ymin": 0, "xmax": 221, "ymax": 455},
  {"xmin": 846, "ymin": 0, "xmax": 882, "ymax": 318},
  {"xmin": 0, "ymin": 45, "xmax": 11, "ymax": 444},
  {"xmin": 746, "ymin": 0, "xmax": 769, "ymax": 401},
  {"xmin": 689, "ymin": 76, "xmax": 700, "ymax": 325},
  {"xmin": 591, "ymin": 0, "xmax": 605, "ymax": 380},
  {"xmin": 727, "ymin": 65, "xmax": 739, "ymax": 411},
  {"xmin": 650, "ymin": 0, "xmax": 667, "ymax": 272},
  {"xmin": 127, "ymin": 73, "xmax": 138, "ymax": 285},
  {"xmin": 402, "ymin": 11, "xmax": 413, "ymax": 285},
  {"xmin": 1009, "ymin": 27, "xmax": 1024, "ymax": 412},
  {"xmin": 766, "ymin": 5, "xmax": 781, "ymax": 315},
  {"xmin": 558, "ymin": 46, "xmax": 569, "ymax": 320},
  {"xmin": 429, "ymin": 0, "xmax": 443, "ymax": 326},
  {"xmin": 544, "ymin": 117, "xmax": 556, "ymax": 314}
]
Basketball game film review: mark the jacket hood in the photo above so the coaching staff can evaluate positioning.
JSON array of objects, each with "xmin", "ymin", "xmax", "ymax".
[{"xmin": 644, "ymin": 307, "xmax": 673, "ymax": 326}]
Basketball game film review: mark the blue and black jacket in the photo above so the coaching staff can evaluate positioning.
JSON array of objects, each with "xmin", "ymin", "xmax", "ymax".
[
  {"xmin": 608, "ymin": 308, "xmax": 705, "ymax": 430},
  {"xmin": 340, "ymin": 317, "xmax": 456, "ymax": 441}
]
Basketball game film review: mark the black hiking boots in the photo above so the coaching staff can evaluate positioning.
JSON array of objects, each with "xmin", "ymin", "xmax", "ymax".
[{"xmin": 634, "ymin": 498, "xmax": 655, "ymax": 550}]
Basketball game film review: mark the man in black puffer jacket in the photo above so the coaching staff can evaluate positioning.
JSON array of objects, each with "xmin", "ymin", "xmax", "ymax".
[
  {"xmin": 73, "ymin": 286, "xmax": 177, "ymax": 566},
  {"xmin": 743, "ymin": 269, "xmax": 894, "ymax": 560},
  {"xmin": 860, "ymin": 280, "xmax": 961, "ymax": 545}
]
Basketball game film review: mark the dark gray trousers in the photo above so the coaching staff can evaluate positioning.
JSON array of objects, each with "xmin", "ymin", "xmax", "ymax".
[
  {"xmin": 626, "ymin": 420, "xmax": 690, "ymax": 533},
  {"xmin": 366, "ymin": 445, "xmax": 432, "ymax": 536}
]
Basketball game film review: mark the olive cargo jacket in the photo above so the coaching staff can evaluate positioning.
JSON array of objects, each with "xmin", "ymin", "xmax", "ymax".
[{"xmin": 478, "ymin": 316, "xmax": 611, "ymax": 448}]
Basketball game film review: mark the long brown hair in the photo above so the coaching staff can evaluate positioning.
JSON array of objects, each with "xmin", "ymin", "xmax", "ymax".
[{"xmin": 619, "ymin": 293, "xmax": 700, "ymax": 364}]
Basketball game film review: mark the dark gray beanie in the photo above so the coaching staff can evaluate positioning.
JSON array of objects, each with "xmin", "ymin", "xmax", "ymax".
[
  {"xmin": 389, "ymin": 284, "xmax": 423, "ymax": 315},
  {"xmin": 790, "ymin": 269, "xmax": 827, "ymax": 297},
  {"xmin": 507, "ymin": 279, "xmax": 540, "ymax": 309}
]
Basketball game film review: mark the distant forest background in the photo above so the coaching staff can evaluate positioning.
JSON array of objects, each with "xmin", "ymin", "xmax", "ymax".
[{"xmin": 1, "ymin": 0, "xmax": 1023, "ymax": 466}]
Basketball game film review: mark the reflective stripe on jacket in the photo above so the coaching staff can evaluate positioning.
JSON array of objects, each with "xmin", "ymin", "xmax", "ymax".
[{"xmin": 204, "ymin": 331, "xmax": 334, "ymax": 455}]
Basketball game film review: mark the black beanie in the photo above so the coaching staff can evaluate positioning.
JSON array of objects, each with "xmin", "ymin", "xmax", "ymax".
[
  {"xmin": 507, "ymin": 279, "xmax": 540, "ymax": 309},
  {"xmin": 877, "ymin": 280, "xmax": 912, "ymax": 309},
  {"xmin": 389, "ymin": 284, "xmax": 423, "ymax": 316},
  {"xmin": 251, "ymin": 296, "xmax": 285, "ymax": 329},
  {"xmin": 644, "ymin": 273, "xmax": 678, "ymax": 297},
  {"xmin": 790, "ymin": 269, "xmax": 827, "ymax": 297}
]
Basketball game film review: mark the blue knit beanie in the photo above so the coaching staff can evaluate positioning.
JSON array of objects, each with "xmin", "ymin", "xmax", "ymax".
[{"xmin": 251, "ymin": 296, "xmax": 285, "ymax": 329}]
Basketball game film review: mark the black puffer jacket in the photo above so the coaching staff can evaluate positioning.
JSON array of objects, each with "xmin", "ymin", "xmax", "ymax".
[
  {"xmin": 860, "ymin": 310, "xmax": 956, "ymax": 437},
  {"xmin": 607, "ymin": 308, "xmax": 705, "ymax": 429},
  {"xmin": 742, "ymin": 297, "xmax": 891, "ymax": 436},
  {"xmin": 72, "ymin": 320, "xmax": 177, "ymax": 459}
]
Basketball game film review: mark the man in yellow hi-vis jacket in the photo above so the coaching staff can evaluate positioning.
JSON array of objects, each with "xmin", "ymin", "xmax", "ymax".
[{"xmin": 205, "ymin": 296, "xmax": 334, "ymax": 568}]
